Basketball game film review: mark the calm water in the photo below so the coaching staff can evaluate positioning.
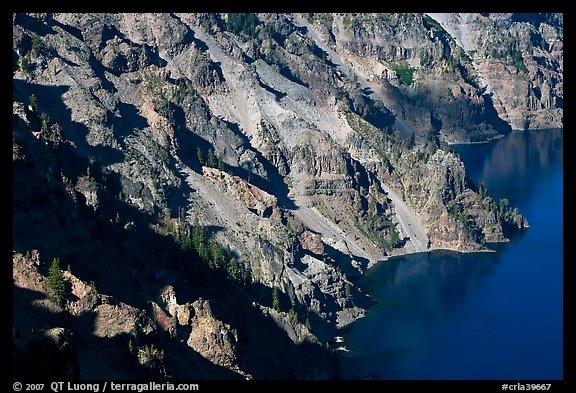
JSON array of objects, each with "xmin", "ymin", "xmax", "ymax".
[{"xmin": 341, "ymin": 129, "xmax": 563, "ymax": 379}]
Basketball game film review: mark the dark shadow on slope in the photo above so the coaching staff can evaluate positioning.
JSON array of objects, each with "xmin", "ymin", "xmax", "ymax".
[
  {"xmin": 14, "ymin": 179, "xmax": 332, "ymax": 378},
  {"xmin": 378, "ymin": 77, "xmax": 511, "ymax": 142},
  {"xmin": 110, "ymin": 101, "xmax": 150, "ymax": 142},
  {"xmin": 164, "ymin": 167, "xmax": 195, "ymax": 220},
  {"xmin": 47, "ymin": 17, "xmax": 84, "ymax": 41},
  {"xmin": 58, "ymin": 57, "xmax": 81, "ymax": 68},
  {"xmin": 247, "ymin": 281, "xmax": 336, "ymax": 349},
  {"xmin": 257, "ymin": 78, "xmax": 287, "ymax": 100},
  {"xmin": 510, "ymin": 13, "xmax": 559, "ymax": 29},
  {"xmin": 87, "ymin": 53, "xmax": 117, "ymax": 93},
  {"xmin": 347, "ymin": 154, "xmax": 371, "ymax": 192},
  {"xmin": 218, "ymin": 118, "xmax": 297, "ymax": 210},
  {"xmin": 13, "ymin": 138, "xmax": 335, "ymax": 379},
  {"xmin": 12, "ymin": 80, "xmax": 124, "ymax": 167},
  {"xmin": 483, "ymin": 93, "xmax": 513, "ymax": 133},
  {"xmin": 309, "ymin": 42, "xmax": 338, "ymax": 69},
  {"xmin": 169, "ymin": 13, "xmax": 209, "ymax": 52},
  {"xmin": 169, "ymin": 101, "xmax": 296, "ymax": 210},
  {"xmin": 13, "ymin": 13, "xmax": 56, "ymax": 36},
  {"xmin": 13, "ymin": 76, "xmax": 336, "ymax": 381},
  {"xmin": 322, "ymin": 244, "xmax": 365, "ymax": 280},
  {"xmin": 168, "ymin": 105, "xmax": 213, "ymax": 173},
  {"xmin": 85, "ymin": 23, "xmax": 167, "ymax": 74},
  {"xmin": 12, "ymin": 286, "xmax": 243, "ymax": 380}
]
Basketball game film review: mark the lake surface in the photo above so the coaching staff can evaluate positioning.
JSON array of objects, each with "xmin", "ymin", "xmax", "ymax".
[{"xmin": 340, "ymin": 129, "xmax": 563, "ymax": 380}]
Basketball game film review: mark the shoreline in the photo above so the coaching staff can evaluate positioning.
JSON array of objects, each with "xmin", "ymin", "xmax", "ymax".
[
  {"xmin": 364, "ymin": 242, "xmax": 498, "ymax": 270},
  {"xmin": 447, "ymin": 127, "xmax": 563, "ymax": 147},
  {"xmin": 337, "ymin": 240, "xmax": 511, "ymax": 331}
]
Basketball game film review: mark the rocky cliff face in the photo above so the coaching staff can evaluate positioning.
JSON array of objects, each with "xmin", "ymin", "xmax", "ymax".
[
  {"xmin": 427, "ymin": 13, "xmax": 563, "ymax": 132},
  {"xmin": 13, "ymin": 12, "xmax": 551, "ymax": 379},
  {"xmin": 306, "ymin": 13, "xmax": 562, "ymax": 141}
]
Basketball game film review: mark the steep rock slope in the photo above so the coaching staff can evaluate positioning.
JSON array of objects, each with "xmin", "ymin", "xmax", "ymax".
[
  {"xmin": 305, "ymin": 13, "xmax": 562, "ymax": 141},
  {"xmin": 12, "ymin": 12, "xmax": 547, "ymax": 379},
  {"xmin": 427, "ymin": 13, "xmax": 563, "ymax": 131}
]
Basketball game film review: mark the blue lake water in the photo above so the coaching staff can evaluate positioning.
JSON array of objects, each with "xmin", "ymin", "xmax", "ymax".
[{"xmin": 340, "ymin": 129, "xmax": 563, "ymax": 379}]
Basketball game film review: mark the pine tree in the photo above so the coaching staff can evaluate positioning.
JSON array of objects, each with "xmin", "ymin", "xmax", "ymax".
[
  {"xmin": 218, "ymin": 155, "xmax": 224, "ymax": 172},
  {"xmin": 21, "ymin": 53, "xmax": 32, "ymax": 73},
  {"xmin": 479, "ymin": 182, "xmax": 486, "ymax": 199},
  {"xmin": 192, "ymin": 220, "xmax": 207, "ymax": 260},
  {"xmin": 196, "ymin": 147, "xmax": 204, "ymax": 165},
  {"xmin": 345, "ymin": 281, "xmax": 351, "ymax": 299},
  {"xmin": 206, "ymin": 149, "xmax": 216, "ymax": 168},
  {"xmin": 47, "ymin": 258, "xmax": 65, "ymax": 307},
  {"xmin": 288, "ymin": 308, "xmax": 298, "ymax": 324},
  {"xmin": 208, "ymin": 237, "xmax": 225, "ymax": 270},
  {"xmin": 29, "ymin": 94, "xmax": 38, "ymax": 112},
  {"xmin": 272, "ymin": 287, "xmax": 280, "ymax": 311},
  {"xmin": 240, "ymin": 261, "xmax": 252, "ymax": 286},
  {"xmin": 227, "ymin": 257, "xmax": 238, "ymax": 280},
  {"xmin": 41, "ymin": 112, "xmax": 49, "ymax": 133}
]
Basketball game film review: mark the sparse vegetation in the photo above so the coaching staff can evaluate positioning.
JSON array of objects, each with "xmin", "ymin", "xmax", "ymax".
[
  {"xmin": 31, "ymin": 35, "xmax": 47, "ymax": 56},
  {"xmin": 143, "ymin": 71, "xmax": 163, "ymax": 95},
  {"xmin": 342, "ymin": 14, "xmax": 353, "ymax": 30},
  {"xmin": 128, "ymin": 339, "xmax": 135, "ymax": 357},
  {"xmin": 226, "ymin": 13, "xmax": 260, "ymax": 37},
  {"xmin": 20, "ymin": 53, "xmax": 32, "ymax": 73},
  {"xmin": 422, "ymin": 14, "xmax": 446, "ymax": 34},
  {"xmin": 420, "ymin": 51, "xmax": 433, "ymax": 67},
  {"xmin": 11, "ymin": 11, "xmax": 543, "ymax": 380},
  {"xmin": 137, "ymin": 343, "xmax": 164, "ymax": 369},
  {"xmin": 171, "ymin": 80, "xmax": 194, "ymax": 105},
  {"xmin": 86, "ymin": 281, "xmax": 97, "ymax": 303},
  {"xmin": 479, "ymin": 182, "xmax": 487, "ymax": 199},
  {"xmin": 218, "ymin": 155, "xmax": 224, "ymax": 172},
  {"xmin": 308, "ymin": 13, "xmax": 334, "ymax": 30},
  {"xmin": 169, "ymin": 211, "xmax": 252, "ymax": 286}
]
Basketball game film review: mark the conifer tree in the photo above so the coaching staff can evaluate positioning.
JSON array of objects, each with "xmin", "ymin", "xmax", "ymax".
[
  {"xmin": 206, "ymin": 149, "xmax": 216, "ymax": 168},
  {"xmin": 47, "ymin": 258, "xmax": 65, "ymax": 307},
  {"xmin": 272, "ymin": 287, "xmax": 280, "ymax": 311},
  {"xmin": 196, "ymin": 147, "xmax": 204, "ymax": 165}
]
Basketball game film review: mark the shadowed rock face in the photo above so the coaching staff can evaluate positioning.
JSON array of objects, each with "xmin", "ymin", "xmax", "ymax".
[
  {"xmin": 12, "ymin": 12, "xmax": 549, "ymax": 379},
  {"xmin": 426, "ymin": 13, "xmax": 562, "ymax": 132}
]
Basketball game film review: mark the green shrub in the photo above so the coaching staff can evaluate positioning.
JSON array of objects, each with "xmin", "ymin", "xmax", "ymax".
[{"xmin": 392, "ymin": 64, "xmax": 414, "ymax": 85}]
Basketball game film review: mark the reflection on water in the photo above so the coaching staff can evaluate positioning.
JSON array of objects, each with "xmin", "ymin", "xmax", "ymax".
[
  {"xmin": 341, "ymin": 129, "xmax": 563, "ymax": 380},
  {"xmin": 453, "ymin": 129, "xmax": 563, "ymax": 206},
  {"xmin": 340, "ymin": 250, "xmax": 501, "ymax": 379}
]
